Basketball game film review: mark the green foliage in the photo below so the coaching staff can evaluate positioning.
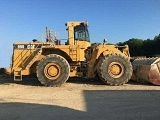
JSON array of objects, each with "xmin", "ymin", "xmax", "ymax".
[
  {"xmin": 117, "ymin": 34, "xmax": 160, "ymax": 57},
  {"xmin": 91, "ymin": 43, "xmax": 99, "ymax": 46}
]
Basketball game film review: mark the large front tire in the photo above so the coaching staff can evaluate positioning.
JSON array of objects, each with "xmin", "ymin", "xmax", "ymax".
[
  {"xmin": 36, "ymin": 54, "xmax": 70, "ymax": 87},
  {"xmin": 97, "ymin": 53, "xmax": 132, "ymax": 85}
]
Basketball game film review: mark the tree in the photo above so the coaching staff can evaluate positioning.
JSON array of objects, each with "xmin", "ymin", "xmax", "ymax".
[
  {"xmin": 117, "ymin": 34, "xmax": 160, "ymax": 57},
  {"xmin": 117, "ymin": 38, "xmax": 144, "ymax": 56},
  {"xmin": 153, "ymin": 34, "xmax": 160, "ymax": 55}
]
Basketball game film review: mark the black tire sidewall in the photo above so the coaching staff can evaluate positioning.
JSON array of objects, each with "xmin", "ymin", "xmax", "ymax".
[
  {"xmin": 99, "ymin": 54, "xmax": 132, "ymax": 85},
  {"xmin": 37, "ymin": 54, "xmax": 70, "ymax": 86}
]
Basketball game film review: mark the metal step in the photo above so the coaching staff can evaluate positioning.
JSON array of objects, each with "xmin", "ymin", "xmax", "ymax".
[
  {"xmin": 71, "ymin": 54, "xmax": 77, "ymax": 61},
  {"xmin": 14, "ymin": 68, "xmax": 22, "ymax": 81},
  {"xmin": 70, "ymin": 50, "xmax": 77, "ymax": 61}
]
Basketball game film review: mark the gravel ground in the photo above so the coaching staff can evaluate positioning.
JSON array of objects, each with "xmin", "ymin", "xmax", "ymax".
[{"xmin": 0, "ymin": 77, "xmax": 160, "ymax": 120}]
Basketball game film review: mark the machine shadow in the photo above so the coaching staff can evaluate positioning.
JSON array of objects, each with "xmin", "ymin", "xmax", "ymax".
[
  {"xmin": 0, "ymin": 90, "xmax": 160, "ymax": 120},
  {"xmin": 0, "ymin": 74, "xmax": 153, "ymax": 87},
  {"xmin": 67, "ymin": 77, "xmax": 105, "ymax": 85},
  {"xmin": 0, "ymin": 74, "xmax": 42, "ymax": 86},
  {"xmin": 0, "ymin": 67, "xmax": 153, "ymax": 87},
  {"xmin": 68, "ymin": 77, "xmax": 154, "ymax": 86}
]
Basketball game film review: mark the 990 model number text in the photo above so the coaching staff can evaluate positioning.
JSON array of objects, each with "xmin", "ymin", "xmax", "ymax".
[{"xmin": 17, "ymin": 45, "xmax": 35, "ymax": 49}]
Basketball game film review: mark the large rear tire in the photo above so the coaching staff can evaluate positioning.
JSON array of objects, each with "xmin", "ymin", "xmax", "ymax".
[
  {"xmin": 36, "ymin": 54, "xmax": 70, "ymax": 87},
  {"xmin": 97, "ymin": 53, "xmax": 132, "ymax": 85}
]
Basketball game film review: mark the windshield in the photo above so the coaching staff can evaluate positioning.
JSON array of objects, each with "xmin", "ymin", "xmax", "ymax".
[{"xmin": 74, "ymin": 25, "xmax": 90, "ymax": 42}]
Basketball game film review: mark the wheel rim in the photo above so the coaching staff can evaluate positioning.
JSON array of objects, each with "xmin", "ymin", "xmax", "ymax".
[
  {"xmin": 108, "ymin": 62, "xmax": 124, "ymax": 78},
  {"xmin": 44, "ymin": 62, "xmax": 61, "ymax": 80}
]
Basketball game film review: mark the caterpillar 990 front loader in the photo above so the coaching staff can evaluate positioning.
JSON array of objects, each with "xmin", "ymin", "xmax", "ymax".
[{"xmin": 4, "ymin": 21, "xmax": 134, "ymax": 86}]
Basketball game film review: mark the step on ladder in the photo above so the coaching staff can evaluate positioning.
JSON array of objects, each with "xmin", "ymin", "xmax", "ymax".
[
  {"xmin": 14, "ymin": 68, "xmax": 22, "ymax": 81},
  {"xmin": 70, "ymin": 48, "xmax": 77, "ymax": 61}
]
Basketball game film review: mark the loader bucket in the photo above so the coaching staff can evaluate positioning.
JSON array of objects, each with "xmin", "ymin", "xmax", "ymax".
[{"xmin": 131, "ymin": 57, "xmax": 160, "ymax": 85}]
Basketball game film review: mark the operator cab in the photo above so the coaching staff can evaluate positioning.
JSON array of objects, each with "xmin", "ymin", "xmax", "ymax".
[
  {"xmin": 74, "ymin": 22, "xmax": 90, "ymax": 42},
  {"xmin": 66, "ymin": 21, "xmax": 91, "ymax": 48}
]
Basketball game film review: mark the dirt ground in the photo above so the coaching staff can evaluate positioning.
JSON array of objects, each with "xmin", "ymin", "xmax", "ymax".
[{"xmin": 0, "ymin": 77, "xmax": 160, "ymax": 120}]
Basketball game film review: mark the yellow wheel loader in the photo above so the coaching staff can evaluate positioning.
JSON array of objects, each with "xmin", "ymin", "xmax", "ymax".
[{"xmin": 3, "ymin": 21, "xmax": 133, "ymax": 86}]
